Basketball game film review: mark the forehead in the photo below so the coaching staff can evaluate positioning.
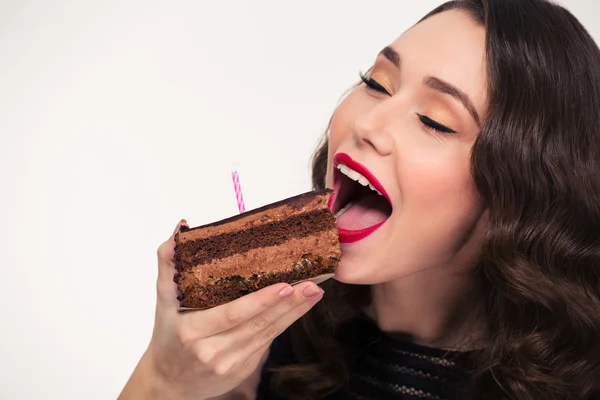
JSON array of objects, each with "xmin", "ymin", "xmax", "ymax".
[{"xmin": 388, "ymin": 10, "xmax": 488, "ymax": 115}]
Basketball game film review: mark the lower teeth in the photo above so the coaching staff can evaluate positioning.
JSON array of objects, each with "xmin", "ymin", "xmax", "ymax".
[{"xmin": 334, "ymin": 201, "xmax": 355, "ymax": 218}]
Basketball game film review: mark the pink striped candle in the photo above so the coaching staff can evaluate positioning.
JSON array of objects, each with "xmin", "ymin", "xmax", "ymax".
[{"xmin": 231, "ymin": 170, "xmax": 246, "ymax": 214}]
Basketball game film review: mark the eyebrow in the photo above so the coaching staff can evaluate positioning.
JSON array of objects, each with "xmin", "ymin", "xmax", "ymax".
[
  {"xmin": 379, "ymin": 46, "xmax": 401, "ymax": 68},
  {"xmin": 424, "ymin": 77, "xmax": 481, "ymax": 127},
  {"xmin": 378, "ymin": 46, "xmax": 481, "ymax": 127}
]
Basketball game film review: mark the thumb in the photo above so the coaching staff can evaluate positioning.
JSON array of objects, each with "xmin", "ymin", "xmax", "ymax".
[{"xmin": 156, "ymin": 219, "xmax": 188, "ymax": 309}]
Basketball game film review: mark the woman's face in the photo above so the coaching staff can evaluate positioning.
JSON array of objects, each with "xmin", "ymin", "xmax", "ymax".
[{"xmin": 327, "ymin": 10, "xmax": 489, "ymax": 284}]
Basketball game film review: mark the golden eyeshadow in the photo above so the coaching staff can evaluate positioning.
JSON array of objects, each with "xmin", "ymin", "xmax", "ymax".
[
  {"xmin": 370, "ymin": 72, "xmax": 395, "ymax": 93},
  {"xmin": 421, "ymin": 110, "xmax": 456, "ymax": 127}
]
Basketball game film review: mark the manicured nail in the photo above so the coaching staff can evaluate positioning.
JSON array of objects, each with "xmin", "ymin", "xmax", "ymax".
[
  {"xmin": 278, "ymin": 285, "xmax": 294, "ymax": 299},
  {"xmin": 173, "ymin": 219, "xmax": 188, "ymax": 236},
  {"xmin": 302, "ymin": 284, "xmax": 323, "ymax": 299}
]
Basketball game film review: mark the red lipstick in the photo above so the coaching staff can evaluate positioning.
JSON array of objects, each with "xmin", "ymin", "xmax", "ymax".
[{"xmin": 330, "ymin": 153, "xmax": 391, "ymax": 244}]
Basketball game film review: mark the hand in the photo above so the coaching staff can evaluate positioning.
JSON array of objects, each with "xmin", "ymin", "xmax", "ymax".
[{"xmin": 120, "ymin": 220, "xmax": 325, "ymax": 400}]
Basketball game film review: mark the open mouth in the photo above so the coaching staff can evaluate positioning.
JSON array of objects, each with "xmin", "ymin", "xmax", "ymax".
[{"xmin": 328, "ymin": 153, "xmax": 393, "ymax": 244}]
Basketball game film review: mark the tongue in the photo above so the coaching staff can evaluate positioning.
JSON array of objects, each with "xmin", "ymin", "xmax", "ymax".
[{"xmin": 336, "ymin": 192, "xmax": 391, "ymax": 230}]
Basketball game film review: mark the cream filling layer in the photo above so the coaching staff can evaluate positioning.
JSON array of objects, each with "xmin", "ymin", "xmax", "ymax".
[{"xmin": 180, "ymin": 230, "xmax": 340, "ymax": 286}]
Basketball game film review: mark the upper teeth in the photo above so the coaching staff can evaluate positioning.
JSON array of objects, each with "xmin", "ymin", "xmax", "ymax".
[{"xmin": 336, "ymin": 164, "xmax": 383, "ymax": 196}]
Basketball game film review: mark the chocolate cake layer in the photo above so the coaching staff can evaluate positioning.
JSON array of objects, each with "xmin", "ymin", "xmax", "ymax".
[
  {"xmin": 177, "ymin": 254, "xmax": 337, "ymax": 309},
  {"xmin": 174, "ymin": 189, "xmax": 341, "ymax": 309},
  {"xmin": 178, "ymin": 228, "xmax": 338, "ymax": 285},
  {"xmin": 177, "ymin": 189, "xmax": 332, "ymax": 241},
  {"xmin": 175, "ymin": 209, "xmax": 334, "ymax": 268}
]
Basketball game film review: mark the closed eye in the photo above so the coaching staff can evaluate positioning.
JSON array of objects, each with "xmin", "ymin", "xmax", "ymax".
[
  {"xmin": 358, "ymin": 71, "xmax": 456, "ymax": 134},
  {"xmin": 417, "ymin": 113, "xmax": 457, "ymax": 134},
  {"xmin": 359, "ymin": 72, "xmax": 391, "ymax": 96}
]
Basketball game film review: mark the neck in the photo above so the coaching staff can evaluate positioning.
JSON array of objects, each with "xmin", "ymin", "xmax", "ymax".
[{"xmin": 364, "ymin": 264, "xmax": 486, "ymax": 351}]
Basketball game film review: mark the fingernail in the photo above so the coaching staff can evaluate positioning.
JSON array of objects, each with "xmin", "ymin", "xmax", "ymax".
[
  {"xmin": 302, "ymin": 284, "xmax": 323, "ymax": 299},
  {"xmin": 278, "ymin": 285, "xmax": 294, "ymax": 299},
  {"xmin": 173, "ymin": 219, "xmax": 188, "ymax": 237}
]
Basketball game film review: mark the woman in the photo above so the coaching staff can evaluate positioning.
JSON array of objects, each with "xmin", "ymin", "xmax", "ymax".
[{"xmin": 119, "ymin": 0, "xmax": 600, "ymax": 399}]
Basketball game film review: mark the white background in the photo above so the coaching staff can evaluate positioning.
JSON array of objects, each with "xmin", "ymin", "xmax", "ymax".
[{"xmin": 0, "ymin": 0, "xmax": 597, "ymax": 398}]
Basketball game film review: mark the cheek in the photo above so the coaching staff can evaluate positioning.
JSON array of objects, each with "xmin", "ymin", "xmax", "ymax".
[
  {"xmin": 329, "ymin": 97, "xmax": 356, "ymax": 148},
  {"xmin": 325, "ymin": 96, "xmax": 357, "ymax": 187},
  {"xmin": 396, "ymin": 147, "xmax": 482, "ymax": 248},
  {"xmin": 399, "ymin": 145, "xmax": 474, "ymax": 206}
]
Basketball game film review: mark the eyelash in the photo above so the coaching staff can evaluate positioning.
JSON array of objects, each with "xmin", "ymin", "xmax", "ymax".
[
  {"xmin": 359, "ymin": 72, "xmax": 391, "ymax": 95},
  {"xmin": 417, "ymin": 114, "xmax": 457, "ymax": 134},
  {"xmin": 358, "ymin": 72, "xmax": 457, "ymax": 135}
]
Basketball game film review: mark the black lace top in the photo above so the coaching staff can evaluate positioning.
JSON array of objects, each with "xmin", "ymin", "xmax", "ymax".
[{"xmin": 257, "ymin": 316, "xmax": 475, "ymax": 400}]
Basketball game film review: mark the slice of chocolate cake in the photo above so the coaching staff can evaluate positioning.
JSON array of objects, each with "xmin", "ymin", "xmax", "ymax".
[{"xmin": 174, "ymin": 189, "xmax": 341, "ymax": 309}]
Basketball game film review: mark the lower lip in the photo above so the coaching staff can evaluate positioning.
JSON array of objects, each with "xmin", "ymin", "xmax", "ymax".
[
  {"xmin": 338, "ymin": 222, "xmax": 386, "ymax": 244},
  {"xmin": 327, "ymin": 193, "xmax": 387, "ymax": 244}
]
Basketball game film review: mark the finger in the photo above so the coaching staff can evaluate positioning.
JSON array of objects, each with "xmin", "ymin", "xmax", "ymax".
[
  {"xmin": 156, "ymin": 219, "xmax": 188, "ymax": 308},
  {"xmin": 212, "ymin": 281, "xmax": 323, "ymax": 360},
  {"xmin": 180, "ymin": 281, "xmax": 296, "ymax": 337},
  {"xmin": 233, "ymin": 342, "xmax": 272, "ymax": 385}
]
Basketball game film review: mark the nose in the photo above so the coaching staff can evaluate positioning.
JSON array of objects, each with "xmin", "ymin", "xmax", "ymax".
[{"xmin": 351, "ymin": 104, "xmax": 395, "ymax": 157}]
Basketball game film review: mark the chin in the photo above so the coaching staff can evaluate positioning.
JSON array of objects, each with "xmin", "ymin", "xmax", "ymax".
[{"xmin": 332, "ymin": 256, "xmax": 380, "ymax": 285}]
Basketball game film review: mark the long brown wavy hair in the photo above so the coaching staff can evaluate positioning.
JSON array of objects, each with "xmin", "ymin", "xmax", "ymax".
[{"xmin": 270, "ymin": 0, "xmax": 600, "ymax": 399}]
